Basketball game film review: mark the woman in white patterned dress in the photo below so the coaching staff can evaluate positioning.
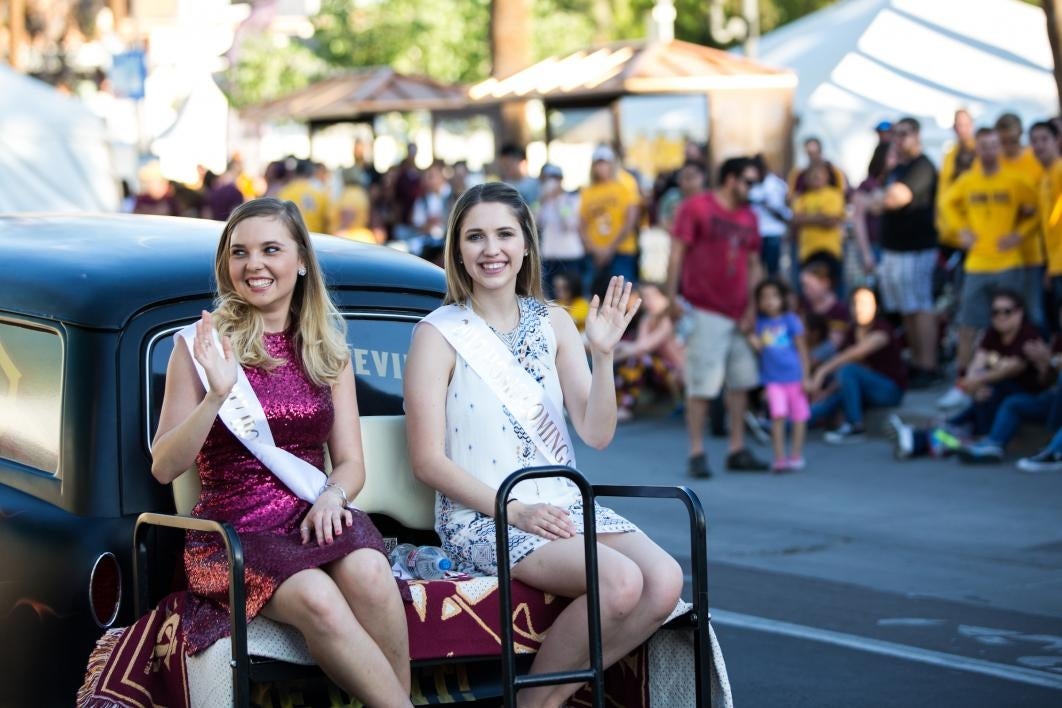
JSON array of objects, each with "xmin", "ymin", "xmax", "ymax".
[{"xmin": 405, "ymin": 182, "xmax": 683, "ymax": 708}]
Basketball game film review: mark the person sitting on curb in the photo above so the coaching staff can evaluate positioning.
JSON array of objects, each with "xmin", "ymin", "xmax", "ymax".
[
  {"xmin": 1016, "ymin": 417, "xmax": 1062, "ymax": 472},
  {"xmin": 807, "ymin": 287, "xmax": 907, "ymax": 444},
  {"xmin": 958, "ymin": 301, "xmax": 1062, "ymax": 463},
  {"xmin": 889, "ymin": 289, "xmax": 1047, "ymax": 459}
]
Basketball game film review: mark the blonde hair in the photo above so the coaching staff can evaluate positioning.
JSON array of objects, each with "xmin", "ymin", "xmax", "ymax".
[
  {"xmin": 442, "ymin": 182, "xmax": 545, "ymax": 305},
  {"xmin": 212, "ymin": 198, "xmax": 349, "ymax": 386}
]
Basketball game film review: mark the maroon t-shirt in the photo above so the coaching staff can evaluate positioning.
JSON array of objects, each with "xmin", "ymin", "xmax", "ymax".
[
  {"xmin": 673, "ymin": 192, "xmax": 761, "ymax": 320},
  {"xmin": 802, "ymin": 298, "xmax": 851, "ymax": 350},
  {"xmin": 979, "ymin": 324, "xmax": 1048, "ymax": 392},
  {"xmin": 843, "ymin": 319, "xmax": 908, "ymax": 390}
]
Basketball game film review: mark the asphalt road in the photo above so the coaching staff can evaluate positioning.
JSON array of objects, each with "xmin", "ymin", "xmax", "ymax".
[{"xmin": 572, "ymin": 408, "xmax": 1062, "ymax": 707}]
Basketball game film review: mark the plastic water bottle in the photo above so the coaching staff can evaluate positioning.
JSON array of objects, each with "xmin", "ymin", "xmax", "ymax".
[
  {"xmin": 407, "ymin": 546, "xmax": 452, "ymax": 580},
  {"xmin": 389, "ymin": 543, "xmax": 417, "ymax": 569}
]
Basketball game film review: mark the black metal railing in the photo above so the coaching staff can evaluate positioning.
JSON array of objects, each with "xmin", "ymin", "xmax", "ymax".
[
  {"xmin": 495, "ymin": 466, "xmax": 605, "ymax": 707},
  {"xmin": 134, "ymin": 512, "xmax": 250, "ymax": 707}
]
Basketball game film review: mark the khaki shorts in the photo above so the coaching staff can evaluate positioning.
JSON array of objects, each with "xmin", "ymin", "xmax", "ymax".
[{"xmin": 684, "ymin": 307, "xmax": 760, "ymax": 399}]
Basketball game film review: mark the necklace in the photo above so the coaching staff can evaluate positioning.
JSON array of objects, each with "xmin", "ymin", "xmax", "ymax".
[{"xmin": 485, "ymin": 300, "xmax": 523, "ymax": 351}]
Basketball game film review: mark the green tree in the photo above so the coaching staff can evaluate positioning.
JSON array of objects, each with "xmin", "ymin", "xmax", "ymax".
[
  {"xmin": 223, "ymin": 33, "xmax": 328, "ymax": 110},
  {"xmin": 312, "ymin": 0, "xmax": 491, "ymax": 84}
]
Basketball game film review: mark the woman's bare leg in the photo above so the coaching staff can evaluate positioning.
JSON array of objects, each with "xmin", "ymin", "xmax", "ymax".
[
  {"xmin": 261, "ymin": 568, "xmax": 412, "ymax": 707},
  {"xmin": 327, "ymin": 549, "xmax": 412, "ymax": 692},
  {"xmin": 509, "ymin": 532, "xmax": 682, "ymax": 708}
]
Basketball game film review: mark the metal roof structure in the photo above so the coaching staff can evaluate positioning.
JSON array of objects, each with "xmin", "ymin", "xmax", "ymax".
[
  {"xmin": 243, "ymin": 67, "xmax": 469, "ymax": 125},
  {"xmin": 468, "ymin": 39, "xmax": 796, "ymax": 103}
]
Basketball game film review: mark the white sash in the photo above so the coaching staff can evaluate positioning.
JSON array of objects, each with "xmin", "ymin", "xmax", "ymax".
[
  {"xmin": 425, "ymin": 304, "xmax": 575, "ymax": 468},
  {"xmin": 176, "ymin": 324, "xmax": 354, "ymax": 509}
]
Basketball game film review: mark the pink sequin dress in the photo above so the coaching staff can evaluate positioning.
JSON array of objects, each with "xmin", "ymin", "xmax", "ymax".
[{"xmin": 181, "ymin": 330, "xmax": 400, "ymax": 653}]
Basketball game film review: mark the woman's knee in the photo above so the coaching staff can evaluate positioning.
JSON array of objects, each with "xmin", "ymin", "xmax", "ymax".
[
  {"xmin": 333, "ymin": 549, "xmax": 398, "ymax": 604},
  {"xmin": 598, "ymin": 556, "xmax": 643, "ymax": 620},
  {"xmin": 286, "ymin": 575, "xmax": 351, "ymax": 636},
  {"xmin": 836, "ymin": 364, "xmax": 857, "ymax": 384},
  {"xmin": 645, "ymin": 555, "xmax": 684, "ymax": 620}
]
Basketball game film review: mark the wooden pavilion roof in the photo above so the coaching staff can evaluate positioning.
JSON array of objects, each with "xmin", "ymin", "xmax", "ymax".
[
  {"xmin": 243, "ymin": 67, "xmax": 469, "ymax": 124},
  {"xmin": 468, "ymin": 39, "xmax": 795, "ymax": 103}
]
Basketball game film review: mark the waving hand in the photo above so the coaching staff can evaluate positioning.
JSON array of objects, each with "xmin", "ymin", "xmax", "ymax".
[
  {"xmin": 192, "ymin": 310, "xmax": 238, "ymax": 399},
  {"xmin": 584, "ymin": 276, "xmax": 641, "ymax": 356}
]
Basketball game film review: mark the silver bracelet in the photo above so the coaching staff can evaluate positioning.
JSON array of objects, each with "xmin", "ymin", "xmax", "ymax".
[{"xmin": 319, "ymin": 482, "xmax": 348, "ymax": 506}]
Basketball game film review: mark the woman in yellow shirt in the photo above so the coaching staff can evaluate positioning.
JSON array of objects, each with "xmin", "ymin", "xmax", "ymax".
[{"xmin": 792, "ymin": 164, "xmax": 846, "ymax": 291}]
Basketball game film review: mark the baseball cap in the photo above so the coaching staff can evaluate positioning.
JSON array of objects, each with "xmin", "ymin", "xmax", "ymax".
[
  {"xmin": 540, "ymin": 163, "xmax": 563, "ymax": 179},
  {"xmin": 875, "ymin": 120, "xmax": 892, "ymax": 132},
  {"xmin": 591, "ymin": 145, "xmax": 615, "ymax": 163}
]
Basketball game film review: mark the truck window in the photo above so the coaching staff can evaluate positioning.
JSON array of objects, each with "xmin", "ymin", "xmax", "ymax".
[
  {"xmin": 146, "ymin": 315, "xmax": 417, "ymax": 445},
  {"xmin": 0, "ymin": 322, "xmax": 63, "ymax": 474}
]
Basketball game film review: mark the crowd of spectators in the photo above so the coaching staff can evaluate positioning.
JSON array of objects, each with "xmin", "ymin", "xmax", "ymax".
[{"xmin": 125, "ymin": 109, "xmax": 1062, "ymax": 475}]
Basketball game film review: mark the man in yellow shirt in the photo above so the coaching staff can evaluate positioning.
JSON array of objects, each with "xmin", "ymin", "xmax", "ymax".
[
  {"xmin": 998, "ymin": 113, "xmax": 1046, "ymax": 328},
  {"xmin": 936, "ymin": 109, "xmax": 976, "ymax": 248},
  {"xmin": 791, "ymin": 163, "xmax": 846, "ymax": 290},
  {"xmin": 579, "ymin": 144, "xmax": 641, "ymax": 288},
  {"xmin": 1030, "ymin": 119, "xmax": 1062, "ymax": 327},
  {"xmin": 943, "ymin": 127, "xmax": 1038, "ymax": 370},
  {"xmin": 278, "ymin": 159, "xmax": 331, "ymax": 234}
]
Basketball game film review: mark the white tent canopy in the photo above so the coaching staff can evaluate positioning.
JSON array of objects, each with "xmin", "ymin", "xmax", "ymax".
[
  {"xmin": 0, "ymin": 66, "xmax": 118, "ymax": 212},
  {"xmin": 754, "ymin": 0, "xmax": 1057, "ymax": 182}
]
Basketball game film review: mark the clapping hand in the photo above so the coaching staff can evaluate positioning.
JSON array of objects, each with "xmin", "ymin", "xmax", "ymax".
[
  {"xmin": 192, "ymin": 311, "xmax": 237, "ymax": 400},
  {"xmin": 1023, "ymin": 338, "xmax": 1052, "ymax": 368},
  {"xmin": 584, "ymin": 276, "xmax": 641, "ymax": 356}
]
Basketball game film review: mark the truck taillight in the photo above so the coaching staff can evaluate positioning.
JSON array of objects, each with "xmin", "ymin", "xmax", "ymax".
[{"xmin": 89, "ymin": 553, "xmax": 121, "ymax": 628}]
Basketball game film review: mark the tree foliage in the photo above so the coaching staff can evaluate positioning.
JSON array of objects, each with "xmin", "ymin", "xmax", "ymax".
[
  {"xmin": 312, "ymin": 0, "xmax": 491, "ymax": 84},
  {"xmin": 223, "ymin": 33, "xmax": 329, "ymax": 110},
  {"xmin": 241, "ymin": 0, "xmax": 1031, "ymax": 107}
]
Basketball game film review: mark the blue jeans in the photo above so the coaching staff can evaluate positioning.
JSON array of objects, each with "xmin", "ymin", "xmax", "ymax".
[
  {"xmin": 1051, "ymin": 275, "xmax": 1062, "ymax": 334},
  {"xmin": 949, "ymin": 379, "xmax": 1025, "ymax": 437},
  {"xmin": 607, "ymin": 253, "xmax": 638, "ymax": 284},
  {"xmin": 761, "ymin": 237, "xmax": 782, "ymax": 278},
  {"xmin": 1044, "ymin": 425, "xmax": 1062, "ymax": 455},
  {"xmin": 809, "ymin": 363, "xmax": 904, "ymax": 426},
  {"xmin": 1024, "ymin": 265, "xmax": 1046, "ymax": 329},
  {"xmin": 986, "ymin": 384, "xmax": 1062, "ymax": 447}
]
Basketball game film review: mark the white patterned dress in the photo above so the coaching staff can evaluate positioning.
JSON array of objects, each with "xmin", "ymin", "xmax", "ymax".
[{"xmin": 421, "ymin": 297, "xmax": 638, "ymax": 576}]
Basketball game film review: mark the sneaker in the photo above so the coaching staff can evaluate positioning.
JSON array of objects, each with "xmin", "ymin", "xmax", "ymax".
[
  {"xmin": 1016, "ymin": 449, "xmax": 1062, "ymax": 474},
  {"xmin": 688, "ymin": 453, "xmax": 712, "ymax": 479},
  {"xmin": 786, "ymin": 456, "xmax": 806, "ymax": 470},
  {"xmin": 823, "ymin": 423, "xmax": 866, "ymax": 445},
  {"xmin": 936, "ymin": 386, "xmax": 971, "ymax": 411},
  {"xmin": 929, "ymin": 427, "xmax": 963, "ymax": 456},
  {"xmin": 958, "ymin": 440, "xmax": 1004, "ymax": 464},
  {"xmin": 744, "ymin": 411, "xmax": 771, "ymax": 446},
  {"xmin": 726, "ymin": 448, "xmax": 769, "ymax": 472},
  {"xmin": 885, "ymin": 414, "xmax": 914, "ymax": 460},
  {"xmin": 771, "ymin": 458, "xmax": 791, "ymax": 473}
]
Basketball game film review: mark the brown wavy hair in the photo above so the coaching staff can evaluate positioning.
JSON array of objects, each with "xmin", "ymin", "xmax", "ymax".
[{"xmin": 212, "ymin": 198, "xmax": 349, "ymax": 386}]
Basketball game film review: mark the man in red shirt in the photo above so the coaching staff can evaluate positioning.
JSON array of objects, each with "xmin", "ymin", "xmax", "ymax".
[{"xmin": 666, "ymin": 157, "xmax": 767, "ymax": 477}]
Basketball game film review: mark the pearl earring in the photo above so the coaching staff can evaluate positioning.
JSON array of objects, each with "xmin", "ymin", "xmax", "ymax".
[{"xmin": 298, "ymin": 266, "xmax": 307, "ymax": 276}]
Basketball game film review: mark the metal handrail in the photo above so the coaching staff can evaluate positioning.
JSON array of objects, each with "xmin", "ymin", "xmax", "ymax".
[
  {"xmin": 133, "ymin": 512, "xmax": 249, "ymax": 708},
  {"xmin": 495, "ymin": 466, "xmax": 605, "ymax": 708},
  {"xmin": 593, "ymin": 484, "xmax": 711, "ymax": 708}
]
